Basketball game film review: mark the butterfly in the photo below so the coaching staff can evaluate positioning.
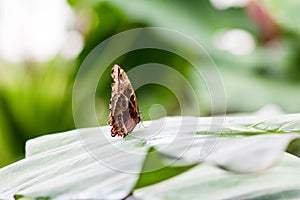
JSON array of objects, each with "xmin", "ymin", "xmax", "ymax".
[{"xmin": 108, "ymin": 64, "xmax": 141, "ymax": 137}]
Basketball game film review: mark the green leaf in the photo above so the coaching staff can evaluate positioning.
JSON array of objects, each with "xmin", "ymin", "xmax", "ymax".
[
  {"xmin": 0, "ymin": 114, "xmax": 299, "ymax": 199},
  {"xmin": 133, "ymin": 147, "xmax": 196, "ymax": 189},
  {"xmin": 0, "ymin": 128, "xmax": 147, "ymax": 199},
  {"xmin": 133, "ymin": 153, "xmax": 300, "ymax": 199},
  {"xmin": 287, "ymin": 138, "xmax": 300, "ymax": 157},
  {"xmin": 14, "ymin": 194, "xmax": 51, "ymax": 200}
]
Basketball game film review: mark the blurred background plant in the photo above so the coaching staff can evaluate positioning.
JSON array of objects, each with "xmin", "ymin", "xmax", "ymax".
[{"xmin": 1, "ymin": 0, "xmax": 300, "ymax": 168}]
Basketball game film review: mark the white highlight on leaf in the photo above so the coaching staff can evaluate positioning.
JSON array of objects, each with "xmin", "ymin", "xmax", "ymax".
[
  {"xmin": 213, "ymin": 29, "xmax": 255, "ymax": 56},
  {"xmin": 210, "ymin": 0, "xmax": 251, "ymax": 10}
]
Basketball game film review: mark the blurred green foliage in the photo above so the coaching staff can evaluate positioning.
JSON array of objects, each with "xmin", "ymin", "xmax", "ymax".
[
  {"xmin": 1, "ymin": 0, "xmax": 300, "ymax": 168},
  {"xmin": 0, "ymin": 59, "xmax": 76, "ymax": 167}
]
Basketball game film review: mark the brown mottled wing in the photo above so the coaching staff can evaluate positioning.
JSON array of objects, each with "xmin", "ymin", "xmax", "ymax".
[{"xmin": 108, "ymin": 64, "xmax": 140, "ymax": 137}]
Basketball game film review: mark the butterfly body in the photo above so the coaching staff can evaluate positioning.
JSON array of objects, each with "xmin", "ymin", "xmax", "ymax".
[{"xmin": 108, "ymin": 65, "xmax": 140, "ymax": 137}]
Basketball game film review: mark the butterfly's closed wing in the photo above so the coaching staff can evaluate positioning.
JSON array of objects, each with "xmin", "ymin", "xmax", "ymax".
[{"xmin": 108, "ymin": 64, "xmax": 140, "ymax": 137}]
